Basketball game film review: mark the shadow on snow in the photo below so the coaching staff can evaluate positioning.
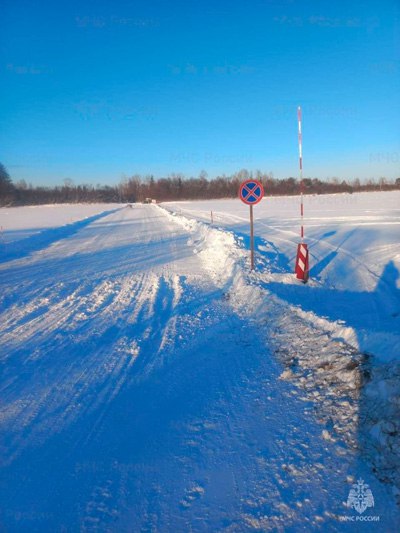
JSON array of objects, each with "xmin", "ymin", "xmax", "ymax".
[{"xmin": 0, "ymin": 208, "xmax": 121, "ymax": 264}]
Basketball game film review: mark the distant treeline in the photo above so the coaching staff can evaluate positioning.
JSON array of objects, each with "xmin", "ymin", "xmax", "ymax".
[{"xmin": 1, "ymin": 164, "xmax": 399, "ymax": 206}]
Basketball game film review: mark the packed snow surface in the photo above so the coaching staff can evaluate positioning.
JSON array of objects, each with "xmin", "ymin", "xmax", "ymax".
[{"xmin": 0, "ymin": 193, "xmax": 399, "ymax": 531}]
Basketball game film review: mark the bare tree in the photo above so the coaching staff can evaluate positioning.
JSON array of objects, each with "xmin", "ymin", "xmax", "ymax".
[{"xmin": 0, "ymin": 163, "xmax": 16, "ymax": 205}]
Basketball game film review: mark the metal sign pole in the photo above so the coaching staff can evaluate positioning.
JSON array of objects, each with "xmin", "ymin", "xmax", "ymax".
[
  {"xmin": 250, "ymin": 204, "xmax": 254, "ymax": 271},
  {"xmin": 238, "ymin": 179, "xmax": 264, "ymax": 272}
]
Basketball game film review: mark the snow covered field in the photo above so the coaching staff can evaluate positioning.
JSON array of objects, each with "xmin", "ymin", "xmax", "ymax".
[{"xmin": 0, "ymin": 193, "xmax": 399, "ymax": 531}]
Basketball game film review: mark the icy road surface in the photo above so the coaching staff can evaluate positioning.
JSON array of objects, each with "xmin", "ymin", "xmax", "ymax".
[{"xmin": 0, "ymin": 202, "xmax": 399, "ymax": 531}]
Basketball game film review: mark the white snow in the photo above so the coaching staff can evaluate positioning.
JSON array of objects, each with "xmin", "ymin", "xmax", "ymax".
[
  {"xmin": 164, "ymin": 191, "xmax": 400, "ymax": 362},
  {"xmin": 0, "ymin": 194, "xmax": 399, "ymax": 531}
]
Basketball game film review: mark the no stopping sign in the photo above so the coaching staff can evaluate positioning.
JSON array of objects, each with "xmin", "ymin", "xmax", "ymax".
[{"xmin": 239, "ymin": 180, "xmax": 264, "ymax": 205}]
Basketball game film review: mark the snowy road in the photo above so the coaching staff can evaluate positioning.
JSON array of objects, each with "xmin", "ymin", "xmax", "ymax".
[{"xmin": 0, "ymin": 203, "xmax": 399, "ymax": 531}]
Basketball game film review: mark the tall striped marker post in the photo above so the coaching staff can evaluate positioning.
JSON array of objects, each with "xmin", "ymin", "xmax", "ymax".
[
  {"xmin": 295, "ymin": 106, "xmax": 309, "ymax": 282},
  {"xmin": 298, "ymin": 106, "xmax": 304, "ymax": 242}
]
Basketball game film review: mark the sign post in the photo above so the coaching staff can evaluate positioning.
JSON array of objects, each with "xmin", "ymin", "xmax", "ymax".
[
  {"xmin": 250, "ymin": 205, "xmax": 254, "ymax": 270},
  {"xmin": 239, "ymin": 179, "xmax": 264, "ymax": 271}
]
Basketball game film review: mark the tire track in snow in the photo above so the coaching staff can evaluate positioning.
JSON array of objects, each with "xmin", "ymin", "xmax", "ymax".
[
  {"xmin": 0, "ymin": 207, "xmax": 194, "ymax": 466},
  {"xmin": 0, "ymin": 272, "xmax": 184, "ymax": 464}
]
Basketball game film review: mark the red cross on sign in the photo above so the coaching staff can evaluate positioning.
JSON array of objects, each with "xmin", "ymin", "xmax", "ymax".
[{"xmin": 239, "ymin": 180, "xmax": 264, "ymax": 205}]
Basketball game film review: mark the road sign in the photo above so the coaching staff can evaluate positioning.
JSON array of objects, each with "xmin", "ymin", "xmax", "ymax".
[
  {"xmin": 239, "ymin": 180, "xmax": 264, "ymax": 270},
  {"xmin": 239, "ymin": 180, "xmax": 264, "ymax": 205}
]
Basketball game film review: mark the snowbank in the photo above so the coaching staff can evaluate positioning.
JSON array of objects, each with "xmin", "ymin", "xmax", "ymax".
[{"xmin": 164, "ymin": 192, "xmax": 400, "ymax": 362}]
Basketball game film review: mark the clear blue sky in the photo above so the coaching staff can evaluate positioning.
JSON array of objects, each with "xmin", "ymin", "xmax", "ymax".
[{"xmin": 1, "ymin": 0, "xmax": 399, "ymax": 185}]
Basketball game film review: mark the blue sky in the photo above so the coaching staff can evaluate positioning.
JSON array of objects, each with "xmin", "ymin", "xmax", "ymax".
[{"xmin": 1, "ymin": 0, "xmax": 399, "ymax": 185}]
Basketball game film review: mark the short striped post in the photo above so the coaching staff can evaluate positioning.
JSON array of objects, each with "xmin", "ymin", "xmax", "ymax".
[{"xmin": 295, "ymin": 242, "xmax": 309, "ymax": 282}]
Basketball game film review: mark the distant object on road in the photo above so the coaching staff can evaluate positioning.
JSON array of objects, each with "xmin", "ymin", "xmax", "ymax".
[
  {"xmin": 126, "ymin": 204, "xmax": 133, "ymax": 208},
  {"xmin": 144, "ymin": 198, "xmax": 158, "ymax": 204}
]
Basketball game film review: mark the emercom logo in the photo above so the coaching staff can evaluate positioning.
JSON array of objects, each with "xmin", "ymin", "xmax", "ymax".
[
  {"xmin": 339, "ymin": 478, "xmax": 380, "ymax": 523},
  {"xmin": 347, "ymin": 479, "xmax": 374, "ymax": 514}
]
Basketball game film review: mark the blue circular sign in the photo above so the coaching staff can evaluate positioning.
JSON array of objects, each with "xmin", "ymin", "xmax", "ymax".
[{"xmin": 239, "ymin": 180, "xmax": 264, "ymax": 205}]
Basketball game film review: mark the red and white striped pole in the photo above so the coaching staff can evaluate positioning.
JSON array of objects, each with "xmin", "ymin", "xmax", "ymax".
[
  {"xmin": 295, "ymin": 106, "xmax": 309, "ymax": 282},
  {"xmin": 298, "ymin": 106, "xmax": 304, "ymax": 242}
]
